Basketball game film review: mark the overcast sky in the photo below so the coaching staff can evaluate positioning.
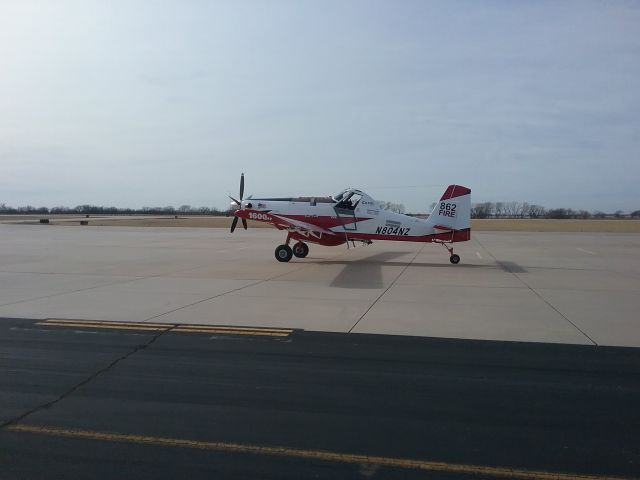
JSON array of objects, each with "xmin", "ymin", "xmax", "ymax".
[{"xmin": 1, "ymin": 0, "xmax": 638, "ymax": 212}]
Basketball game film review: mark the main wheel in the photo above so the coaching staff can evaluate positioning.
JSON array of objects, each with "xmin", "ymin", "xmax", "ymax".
[
  {"xmin": 292, "ymin": 242, "xmax": 309, "ymax": 258},
  {"xmin": 275, "ymin": 244, "xmax": 293, "ymax": 262},
  {"xmin": 449, "ymin": 254, "xmax": 460, "ymax": 264}
]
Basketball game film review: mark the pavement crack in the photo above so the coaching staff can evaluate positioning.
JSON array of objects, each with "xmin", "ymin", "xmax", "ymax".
[
  {"xmin": 348, "ymin": 245, "xmax": 425, "ymax": 334},
  {"xmin": 0, "ymin": 325, "xmax": 177, "ymax": 430}
]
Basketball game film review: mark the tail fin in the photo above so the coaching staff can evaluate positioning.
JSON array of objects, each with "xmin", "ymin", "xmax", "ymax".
[{"xmin": 429, "ymin": 185, "xmax": 471, "ymax": 231}]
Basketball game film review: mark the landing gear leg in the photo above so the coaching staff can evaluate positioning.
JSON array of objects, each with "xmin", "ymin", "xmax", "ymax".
[{"xmin": 438, "ymin": 242, "xmax": 460, "ymax": 264}]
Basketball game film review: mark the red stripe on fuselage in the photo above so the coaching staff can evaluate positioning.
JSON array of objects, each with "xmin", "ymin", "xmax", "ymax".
[
  {"xmin": 235, "ymin": 209, "xmax": 470, "ymax": 245},
  {"xmin": 350, "ymin": 228, "xmax": 471, "ymax": 243},
  {"xmin": 278, "ymin": 214, "xmax": 373, "ymax": 229},
  {"xmin": 236, "ymin": 211, "xmax": 371, "ymax": 229}
]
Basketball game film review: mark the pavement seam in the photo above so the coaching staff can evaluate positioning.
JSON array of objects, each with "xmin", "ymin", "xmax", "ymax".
[
  {"xmin": 0, "ymin": 261, "xmax": 225, "ymax": 309},
  {"xmin": 347, "ymin": 244, "xmax": 425, "ymax": 334},
  {"xmin": 142, "ymin": 245, "xmax": 358, "ymax": 323},
  {"xmin": 0, "ymin": 324, "xmax": 178, "ymax": 430},
  {"xmin": 474, "ymin": 235, "xmax": 599, "ymax": 347}
]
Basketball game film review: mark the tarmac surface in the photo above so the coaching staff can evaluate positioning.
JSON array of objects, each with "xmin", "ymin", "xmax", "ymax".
[
  {"xmin": 0, "ymin": 224, "xmax": 639, "ymax": 346},
  {"xmin": 1, "ymin": 317, "xmax": 639, "ymax": 479}
]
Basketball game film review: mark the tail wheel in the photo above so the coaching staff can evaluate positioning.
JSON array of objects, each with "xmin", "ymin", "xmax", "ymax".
[
  {"xmin": 292, "ymin": 242, "xmax": 309, "ymax": 258},
  {"xmin": 275, "ymin": 245, "xmax": 293, "ymax": 262},
  {"xmin": 449, "ymin": 254, "xmax": 460, "ymax": 264}
]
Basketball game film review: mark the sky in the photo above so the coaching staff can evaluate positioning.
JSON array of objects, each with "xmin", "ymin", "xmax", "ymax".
[{"xmin": 1, "ymin": 0, "xmax": 639, "ymax": 213}]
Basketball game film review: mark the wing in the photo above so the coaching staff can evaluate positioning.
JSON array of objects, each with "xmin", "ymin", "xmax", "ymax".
[{"xmin": 269, "ymin": 214, "xmax": 334, "ymax": 237}]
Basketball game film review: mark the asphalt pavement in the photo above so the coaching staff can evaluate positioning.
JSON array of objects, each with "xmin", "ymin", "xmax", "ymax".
[{"xmin": 1, "ymin": 317, "xmax": 639, "ymax": 479}]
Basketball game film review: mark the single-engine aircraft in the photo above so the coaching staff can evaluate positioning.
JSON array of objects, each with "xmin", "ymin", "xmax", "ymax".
[{"xmin": 229, "ymin": 174, "xmax": 471, "ymax": 264}]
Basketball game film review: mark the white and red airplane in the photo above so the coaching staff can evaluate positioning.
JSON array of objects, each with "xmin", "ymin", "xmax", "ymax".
[{"xmin": 229, "ymin": 174, "xmax": 471, "ymax": 263}]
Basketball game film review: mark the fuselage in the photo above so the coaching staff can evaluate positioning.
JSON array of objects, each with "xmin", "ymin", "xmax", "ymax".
[{"xmin": 234, "ymin": 188, "xmax": 470, "ymax": 246}]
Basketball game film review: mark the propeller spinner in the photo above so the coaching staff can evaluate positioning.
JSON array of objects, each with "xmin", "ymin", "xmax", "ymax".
[{"xmin": 229, "ymin": 173, "xmax": 248, "ymax": 233}]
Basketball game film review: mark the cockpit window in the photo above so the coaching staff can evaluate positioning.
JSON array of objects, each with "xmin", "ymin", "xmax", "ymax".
[{"xmin": 335, "ymin": 191, "xmax": 362, "ymax": 211}]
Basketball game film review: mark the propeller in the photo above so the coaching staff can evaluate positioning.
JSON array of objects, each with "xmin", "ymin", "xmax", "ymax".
[{"xmin": 229, "ymin": 173, "xmax": 248, "ymax": 233}]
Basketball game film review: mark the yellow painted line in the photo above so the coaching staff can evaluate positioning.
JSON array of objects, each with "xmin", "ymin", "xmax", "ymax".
[
  {"xmin": 45, "ymin": 319, "xmax": 172, "ymax": 328},
  {"xmin": 174, "ymin": 328, "xmax": 290, "ymax": 337},
  {"xmin": 175, "ymin": 324, "xmax": 292, "ymax": 333},
  {"xmin": 44, "ymin": 319, "xmax": 291, "ymax": 333},
  {"xmin": 174, "ymin": 325, "xmax": 292, "ymax": 334},
  {"xmin": 6, "ymin": 424, "xmax": 630, "ymax": 480},
  {"xmin": 36, "ymin": 322, "xmax": 168, "ymax": 332},
  {"xmin": 37, "ymin": 320, "xmax": 291, "ymax": 337}
]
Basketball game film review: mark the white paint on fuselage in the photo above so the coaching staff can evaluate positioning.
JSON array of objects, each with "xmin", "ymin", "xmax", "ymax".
[{"xmin": 244, "ymin": 190, "xmax": 439, "ymax": 238}]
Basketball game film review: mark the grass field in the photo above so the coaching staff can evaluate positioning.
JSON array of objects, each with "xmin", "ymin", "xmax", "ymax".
[
  {"xmin": 471, "ymin": 219, "xmax": 640, "ymax": 233},
  {"xmin": 2, "ymin": 215, "xmax": 639, "ymax": 233}
]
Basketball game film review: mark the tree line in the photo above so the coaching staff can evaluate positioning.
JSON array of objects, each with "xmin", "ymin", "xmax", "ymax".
[
  {"xmin": 0, "ymin": 203, "xmax": 229, "ymax": 216},
  {"xmin": 1, "ymin": 201, "xmax": 639, "ymax": 219},
  {"xmin": 469, "ymin": 202, "xmax": 640, "ymax": 219}
]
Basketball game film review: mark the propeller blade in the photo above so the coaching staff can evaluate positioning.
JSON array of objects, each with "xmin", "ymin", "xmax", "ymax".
[
  {"xmin": 230, "ymin": 216, "xmax": 239, "ymax": 233},
  {"xmin": 228, "ymin": 195, "xmax": 241, "ymax": 206},
  {"xmin": 242, "ymin": 218, "xmax": 247, "ymax": 230},
  {"xmin": 239, "ymin": 173, "xmax": 245, "ymax": 201}
]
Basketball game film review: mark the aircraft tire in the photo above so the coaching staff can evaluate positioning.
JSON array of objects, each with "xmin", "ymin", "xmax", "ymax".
[
  {"xmin": 275, "ymin": 245, "xmax": 293, "ymax": 262},
  {"xmin": 292, "ymin": 242, "xmax": 309, "ymax": 258},
  {"xmin": 449, "ymin": 254, "xmax": 460, "ymax": 264}
]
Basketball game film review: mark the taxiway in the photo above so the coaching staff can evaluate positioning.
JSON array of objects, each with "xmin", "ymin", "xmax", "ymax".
[
  {"xmin": 0, "ymin": 224, "xmax": 639, "ymax": 346},
  {"xmin": 1, "ymin": 318, "xmax": 638, "ymax": 479}
]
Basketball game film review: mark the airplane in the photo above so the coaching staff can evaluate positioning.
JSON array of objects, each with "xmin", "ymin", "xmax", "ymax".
[{"xmin": 229, "ymin": 174, "xmax": 471, "ymax": 264}]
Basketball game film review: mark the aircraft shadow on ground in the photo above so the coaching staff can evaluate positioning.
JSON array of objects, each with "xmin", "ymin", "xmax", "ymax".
[
  {"xmin": 329, "ymin": 251, "xmax": 408, "ymax": 289},
  {"xmin": 304, "ymin": 252, "xmax": 527, "ymax": 289}
]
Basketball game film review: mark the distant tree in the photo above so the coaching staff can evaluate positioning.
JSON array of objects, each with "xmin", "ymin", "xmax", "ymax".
[
  {"xmin": 471, "ymin": 202, "xmax": 493, "ymax": 219},
  {"xmin": 614, "ymin": 210, "xmax": 624, "ymax": 218},
  {"xmin": 178, "ymin": 205, "xmax": 192, "ymax": 214},
  {"xmin": 503, "ymin": 201, "xmax": 519, "ymax": 218},
  {"xmin": 51, "ymin": 206, "xmax": 70, "ymax": 214},
  {"xmin": 528, "ymin": 205, "xmax": 545, "ymax": 218},
  {"xmin": 593, "ymin": 211, "xmax": 606, "ymax": 219},
  {"xmin": 74, "ymin": 205, "xmax": 104, "ymax": 214},
  {"xmin": 516, "ymin": 202, "xmax": 530, "ymax": 218},
  {"xmin": 547, "ymin": 208, "xmax": 569, "ymax": 219},
  {"xmin": 631, "ymin": 210, "xmax": 640, "ymax": 218}
]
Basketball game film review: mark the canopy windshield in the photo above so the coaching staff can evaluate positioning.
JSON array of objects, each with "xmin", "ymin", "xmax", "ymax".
[{"xmin": 333, "ymin": 189, "xmax": 349, "ymax": 202}]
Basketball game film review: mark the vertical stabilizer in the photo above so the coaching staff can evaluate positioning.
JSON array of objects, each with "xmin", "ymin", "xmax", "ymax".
[{"xmin": 429, "ymin": 185, "xmax": 471, "ymax": 231}]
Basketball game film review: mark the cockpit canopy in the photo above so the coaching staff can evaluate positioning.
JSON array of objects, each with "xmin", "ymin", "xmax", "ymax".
[
  {"xmin": 333, "ymin": 188, "xmax": 375, "ymax": 211},
  {"xmin": 333, "ymin": 188, "xmax": 365, "ymax": 202}
]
